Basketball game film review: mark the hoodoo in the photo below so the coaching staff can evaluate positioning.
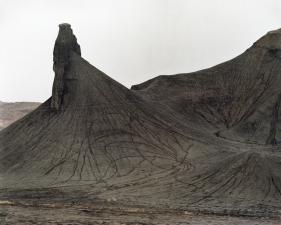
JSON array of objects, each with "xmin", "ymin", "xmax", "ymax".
[
  {"xmin": 51, "ymin": 23, "xmax": 81, "ymax": 110},
  {"xmin": 1, "ymin": 24, "xmax": 281, "ymax": 217}
]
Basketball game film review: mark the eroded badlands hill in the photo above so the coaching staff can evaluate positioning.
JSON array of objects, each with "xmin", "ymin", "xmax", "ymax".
[{"xmin": 1, "ymin": 24, "xmax": 281, "ymax": 217}]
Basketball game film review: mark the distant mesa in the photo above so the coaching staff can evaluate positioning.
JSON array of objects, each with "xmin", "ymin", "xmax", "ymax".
[
  {"xmin": 1, "ymin": 24, "xmax": 281, "ymax": 216},
  {"xmin": 0, "ymin": 101, "xmax": 40, "ymax": 130}
]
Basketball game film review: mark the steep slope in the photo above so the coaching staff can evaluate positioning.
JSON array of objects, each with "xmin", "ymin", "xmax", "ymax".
[
  {"xmin": 128, "ymin": 28, "xmax": 281, "ymax": 211},
  {"xmin": 132, "ymin": 29, "xmax": 281, "ymax": 145},
  {"xmin": 0, "ymin": 24, "xmax": 200, "ymax": 189}
]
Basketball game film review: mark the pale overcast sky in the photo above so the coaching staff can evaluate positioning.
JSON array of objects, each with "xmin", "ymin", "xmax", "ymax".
[{"xmin": 1, "ymin": 0, "xmax": 281, "ymax": 102}]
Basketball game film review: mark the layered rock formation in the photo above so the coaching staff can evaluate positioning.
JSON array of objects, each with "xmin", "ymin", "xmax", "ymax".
[{"xmin": 1, "ymin": 25, "xmax": 281, "ymax": 216}]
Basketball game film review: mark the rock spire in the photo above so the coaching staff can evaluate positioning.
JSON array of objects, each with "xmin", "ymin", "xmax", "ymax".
[{"xmin": 51, "ymin": 23, "xmax": 81, "ymax": 110}]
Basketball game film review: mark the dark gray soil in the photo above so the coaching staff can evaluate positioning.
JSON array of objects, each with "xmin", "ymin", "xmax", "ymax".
[{"xmin": 1, "ymin": 24, "xmax": 281, "ymax": 223}]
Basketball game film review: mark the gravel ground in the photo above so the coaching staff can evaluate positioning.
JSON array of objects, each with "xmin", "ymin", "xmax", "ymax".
[{"xmin": 0, "ymin": 201, "xmax": 280, "ymax": 225}]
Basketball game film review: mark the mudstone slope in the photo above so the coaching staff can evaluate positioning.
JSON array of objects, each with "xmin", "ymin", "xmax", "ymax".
[{"xmin": 1, "ymin": 24, "xmax": 281, "ymax": 217}]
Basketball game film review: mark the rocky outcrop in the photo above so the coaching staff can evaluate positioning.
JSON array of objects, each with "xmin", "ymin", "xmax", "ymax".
[
  {"xmin": 51, "ymin": 23, "xmax": 81, "ymax": 110},
  {"xmin": 266, "ymin": 93, "xmax": 281, "ymax": 145},
  {"xmin": 254, "ymin": 28, "xmax": 281, "ymax": 49}
]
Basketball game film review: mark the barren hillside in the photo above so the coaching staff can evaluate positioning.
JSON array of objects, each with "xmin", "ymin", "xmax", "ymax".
[{"xmin": 1, "ymin": 24, "xmax": 281, "ymax": 224}]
